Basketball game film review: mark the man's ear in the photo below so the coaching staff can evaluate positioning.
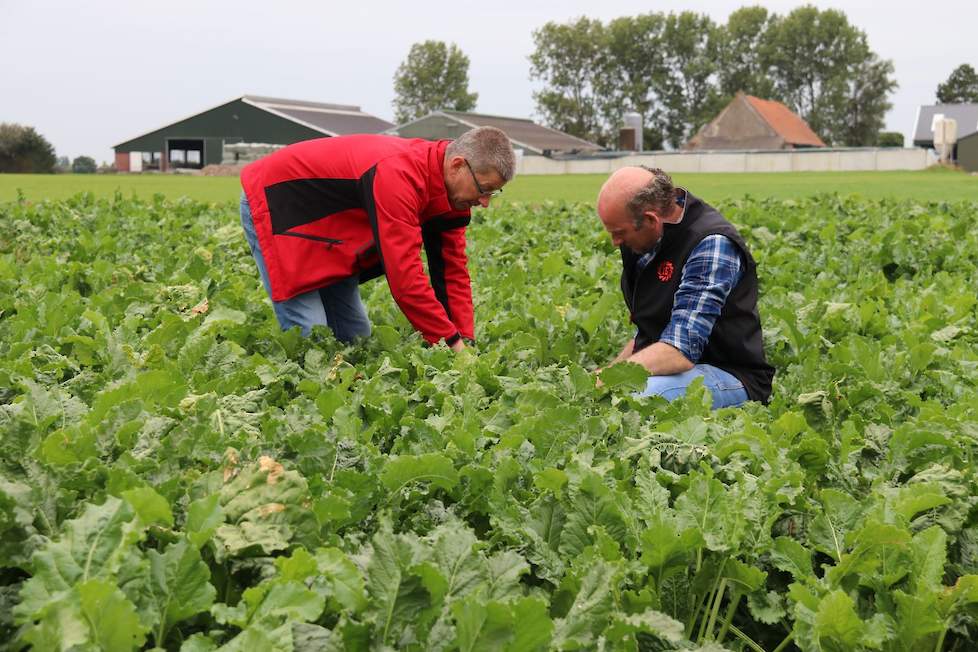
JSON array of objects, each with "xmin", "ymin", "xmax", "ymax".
[{"xmin": 448, "ymin": 155, "xmax": 467, "ymax": 171}]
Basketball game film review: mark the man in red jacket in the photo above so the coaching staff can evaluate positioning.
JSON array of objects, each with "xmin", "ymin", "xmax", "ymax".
[{"xmin": 239, "ymin": 127, "xmax": 515, "ymax": 350}]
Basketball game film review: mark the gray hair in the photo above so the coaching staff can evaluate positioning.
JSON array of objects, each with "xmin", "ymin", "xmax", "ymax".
[
  {"xmin": 626, "ymin": 166, "xmax": 675, "ymax": 228},
  {"xmin": 446, "ymin": 126, "xmax": 517, "ymax": 181}
]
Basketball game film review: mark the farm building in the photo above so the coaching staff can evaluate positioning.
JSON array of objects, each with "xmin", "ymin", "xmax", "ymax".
[
  {"xmin": 113, "ymin": 95, "xmax": 394, "ymax": 172},
  {"xmin": 685, "ymin": 92, "xmax": 826, "ymax": 150},
  {"xmin": 912, "ymin": 103, "xmax": 978, "ymax": 165},
  {"xmin": 389, "ymin": 110, "xmax": 603, "ymax": 156},
  {"xmin": 957, "ymin": 131, "xmax": 978, "ymax": 172}
]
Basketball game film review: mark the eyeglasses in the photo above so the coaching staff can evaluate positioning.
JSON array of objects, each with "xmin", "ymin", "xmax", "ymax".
[{"xmin": 464, "ymin": 159, "xmax": 502, "ymax": 198}]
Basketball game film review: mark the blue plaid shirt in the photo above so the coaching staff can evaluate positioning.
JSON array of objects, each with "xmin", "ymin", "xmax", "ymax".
[{"xmin": 636, "ymin": 234, "xmax": 744, "ymax": 362}]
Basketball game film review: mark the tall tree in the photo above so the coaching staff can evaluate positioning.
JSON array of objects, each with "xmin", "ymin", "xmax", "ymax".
[
  {"xmin": 936, "ymin": 64, "xmax": 978, "ymax": 103},
  {"xmin": 714, "ymin": 6, "xmax": 776, "ymax": 100},
  {"xmin": 765, "ymin": 6, "xmax": 894, "ymax": 146},
  {"xmin": 655, "ymin": 12, "xmax": 722, "ymax": 148},
  {"xmin": 392, "ymin": 41, "xmax": 478, "ymax": 124},
  {"xmin": 529, "ymin": 17, "xmax": 610, "ymax": 146},
  {"xmin": 765, "ymin": 6, "xmax": 855, "ymax": 142},
  {"xmin": 602, "ymin": 13, "xmax": 668, "ymax": 150},
  {"xmin": 837, "ymin": 52, "xmax": 897, "ymax": 146}
]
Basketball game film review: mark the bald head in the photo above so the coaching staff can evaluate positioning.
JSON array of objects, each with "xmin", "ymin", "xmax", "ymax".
[
  {"xmin": 597, "ymin": 167, "xmax": 657, "ymax": 221},
  {"xmin": 596, "ymin": 166, "xmax": 678, "ymax": 254},
  {"xmin": 598, "ymin": 166, "xmax": 676, "ymax": 226}
]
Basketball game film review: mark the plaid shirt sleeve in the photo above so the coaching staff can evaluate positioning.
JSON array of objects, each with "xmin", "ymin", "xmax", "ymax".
[{"xmin": 658, "ymin": 235, "xmax": 743, "ymax": 362}]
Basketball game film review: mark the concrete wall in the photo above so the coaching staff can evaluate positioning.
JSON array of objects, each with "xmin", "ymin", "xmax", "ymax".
[{"xmin": 517, "ymin": 147, "xmax": 929, "ymax": 176}]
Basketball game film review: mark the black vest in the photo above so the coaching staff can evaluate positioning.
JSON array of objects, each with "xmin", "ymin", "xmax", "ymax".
[{"xmin": 620, "ymin": 191, "xmax": 774, "ymax": 403}]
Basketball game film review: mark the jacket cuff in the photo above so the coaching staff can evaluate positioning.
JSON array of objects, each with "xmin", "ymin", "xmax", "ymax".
[{"xmin": 444, "ymin": 332, "xmax": 462, "ymax": 347}]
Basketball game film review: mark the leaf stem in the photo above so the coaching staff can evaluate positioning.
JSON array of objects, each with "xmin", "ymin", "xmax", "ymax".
[
  {"xmin": 715, "ymin": 590, "xmax": 741, "ymax": 643},
  {"xmin": 771, "ymin": 631, "xmax": 795, "ymax": 652},
  {"xmin": 704, "ymin": 578, "xmax": 727, "ymax": 641},
  {"xmin": 694, "ymin": 562, "xmax": 725, "ymax": 642},
  {"xmin": 690, "ymin": 574, "xmax": 720, "ymax": 642},
  {"xmin": 728, "ymin": 624, "xmax": 767, "ymax": 652}
]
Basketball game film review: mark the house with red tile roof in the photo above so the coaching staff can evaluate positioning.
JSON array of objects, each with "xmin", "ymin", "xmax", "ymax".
[{"xmin": 685, "ymin": 92, "xmax": 826, "ymax": 150}]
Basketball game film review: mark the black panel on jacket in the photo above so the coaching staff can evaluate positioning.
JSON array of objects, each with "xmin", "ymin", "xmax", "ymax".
[
  {"xmin": 421, "ymin": 215, "xmax": 470, "ymax": 319},
  {"xmin": 264, "ymin": 177, "xmax": 362, "ymax": 234}
]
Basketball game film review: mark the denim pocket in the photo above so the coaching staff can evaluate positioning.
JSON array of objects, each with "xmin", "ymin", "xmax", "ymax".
[{"xmin": 703, "ymin": 366, "xmax": 744, "ymax": 392}]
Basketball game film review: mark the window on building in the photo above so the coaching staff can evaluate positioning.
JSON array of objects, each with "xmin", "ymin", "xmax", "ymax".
[
  {"xmin": 141, "ymin": 152, "xmax": 161, "ymax": 170},
  {"xmin": 167, "ymin": 139, "xmax": 204, "ymax": 169}
]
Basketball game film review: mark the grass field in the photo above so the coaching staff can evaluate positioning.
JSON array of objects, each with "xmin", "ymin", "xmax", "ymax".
[{"xmin": 1, "ymin": 167, "xmax": 975, "ymax": 205}]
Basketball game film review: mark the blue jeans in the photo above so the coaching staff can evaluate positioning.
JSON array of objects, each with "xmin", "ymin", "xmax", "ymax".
[
  {"xmin": 240, "ymin": 194, "xmax": 371, "ymax": 342},
  {"xmin": 639, "ymin": 364, "xmax": 749, "ymax": 409}
]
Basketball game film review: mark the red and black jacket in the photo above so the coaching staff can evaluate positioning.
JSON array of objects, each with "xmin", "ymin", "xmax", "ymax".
[{"xmin": 241, "ymin": 135, "xmax": 473, "ymax": 345}]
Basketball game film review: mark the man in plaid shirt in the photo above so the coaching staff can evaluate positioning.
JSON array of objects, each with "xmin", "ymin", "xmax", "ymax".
[{"xmin": 596, "ymin": 166, "xmax": 774, "ymax": 407}]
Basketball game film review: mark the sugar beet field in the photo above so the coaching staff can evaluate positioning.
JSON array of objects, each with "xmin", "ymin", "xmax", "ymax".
[{"xmin": 3, "ymin": 191, "xmax": 978, "ymax": 651}]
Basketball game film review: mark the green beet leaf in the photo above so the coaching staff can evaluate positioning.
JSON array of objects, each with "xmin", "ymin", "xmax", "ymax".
[
  {"xmin": 428, "ymin": 521, "xmax": 487, "ymax": 602},
  {"xmin": 212, "ymin": 580, "xmax": 324, "ymax": 629},
  {"xmin": 452, "ymin": 597, "xmax": 514, "ymax": 652},
  {"xmin": 380, "ymin": 453, "xmax": 459, "ymax": 494},
  {"xmin": 893, "ymin": 590, "xmax": 943, "ymax": 647},
  {"xmin": 770, "ymin": 537, "xmax": 814, "ymax": 582},
  {"xmin": 121, "ymin": 486, "xmax": 173, "ymax": 528},
  {"xmin": 145, "ymin": 540, "xmax": 216, "ymax": 647},
  {"xmin": 552, "ymin": 560, "xmax": 617, "ymax": 648},
  {"xmin": 16, "ymin": 496, "xmax": 145, "ymax": 623},
  {"xmin": 559, "ymin": 473, "xmax": 629, "ymax": 558},
  {"xmin": 485, "ymin": 550, "xmax": 529, "ymax": 602},
  {"xmin": 315, "ymin": 547, "xmax": 368, "ymax": 614},
  {"xmin": 77, "ymin": 579, "xmax": 148, "ymax": 652},
  {"xmin": 365, "ymin": 525, "xmax": 431, "ymax": 645},
  {"xmin": 640, "ymin": 514, "xmax": 701, "ymax": 584},
  {"xmin": 598, "ymin": 361, "xmax": 649, "ymax": 392},
  {"xmin": 605, "ymin": 608, "xmax": 686, "ymax": 645},
  {"xmin": 185, "ymin": 493, "xmax": 224, "ymax": 549},
  {"xmin": 811, "ymin": 590, "xmax": 868, "ymax": 651},
  {"xmin": 722, "ymin": 558, "xmax": 767, "ymax": 594},
  {"xmin": 506, "ymin": 596, "xmax": 553, "ymax": 652}
]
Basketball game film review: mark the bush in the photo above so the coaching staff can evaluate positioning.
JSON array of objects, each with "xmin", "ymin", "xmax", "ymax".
[
  {"xmin": 71, "ymin": 156, "xmax": 97, "ymax": 174},
  {"xmin": 878, "ymin": 131, "xmax": 904, "ymax": 147},
  {"xmin": 0, "ymin": 123, "xmax": 56, "ymax": 173}
]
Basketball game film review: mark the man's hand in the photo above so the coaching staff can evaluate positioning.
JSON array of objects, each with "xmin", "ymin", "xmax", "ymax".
[{"xmin": 449, "ymin": 339, "xmax": 466, "ymax": 352}]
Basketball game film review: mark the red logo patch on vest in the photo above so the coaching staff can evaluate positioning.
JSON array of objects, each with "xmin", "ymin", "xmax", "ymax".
[{"xmin": 657, "ymin": 260, "xmax": 675, "ymax": 282}]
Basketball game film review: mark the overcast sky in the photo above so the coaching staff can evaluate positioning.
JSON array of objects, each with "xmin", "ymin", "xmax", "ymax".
[{"xmin": 2, "ymin": 0, "xmax": 974, "ymax": 162}]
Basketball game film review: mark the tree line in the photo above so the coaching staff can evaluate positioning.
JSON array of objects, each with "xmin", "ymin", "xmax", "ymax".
[{"xmin": 527, "ymin": 6, "xmax": 898, "ymax": 148}]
